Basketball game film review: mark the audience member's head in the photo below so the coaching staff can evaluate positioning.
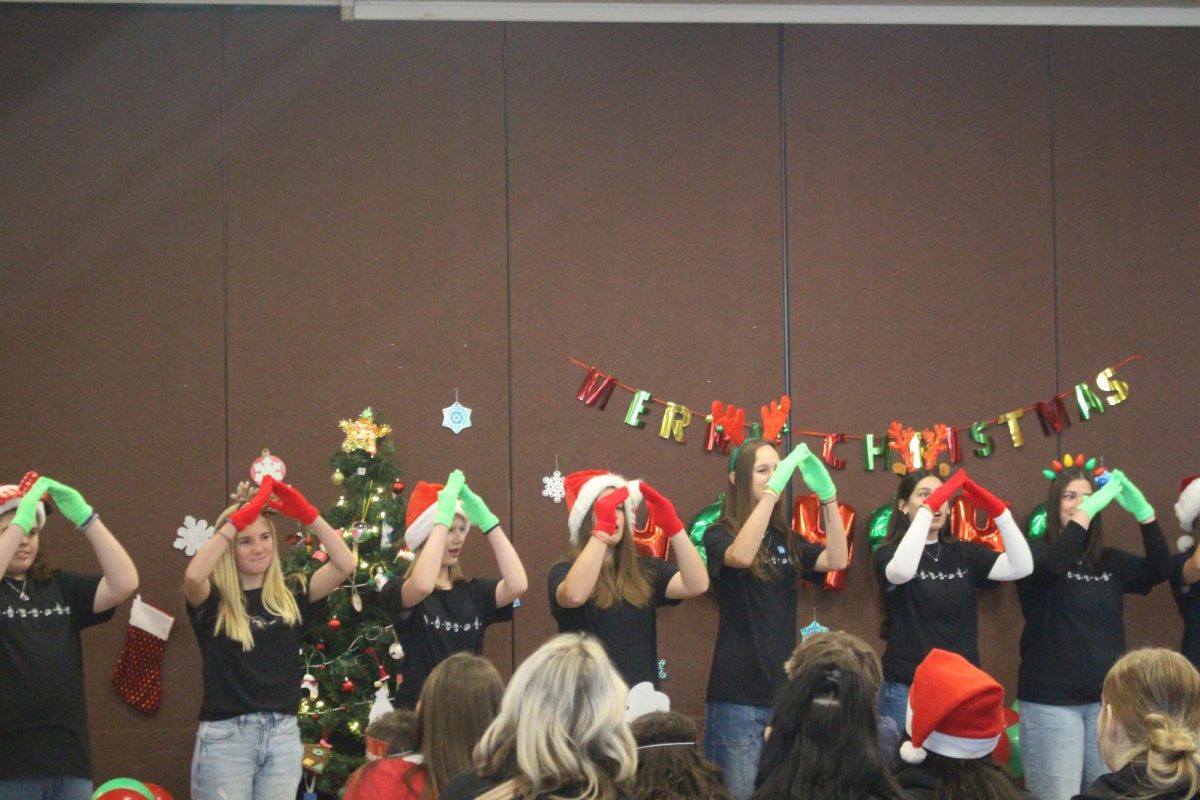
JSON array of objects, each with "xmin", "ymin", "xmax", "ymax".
[
  {"xmin": 1099, "ymin": 648, "xmax": 1200, "ymax": 798},
  {"xmin": 898, "ymin": 648, "xmax": 1024, "ymax": 800},
  {"xmin": 364, "ymin": 708, "xmax": 418, "ymax": 760},
  {"xmin": 630, "ymin": 711, "xmax": 732, "ymax": 800},
  {"xmin": 473, "ymin": 633, "xmax": 636, "ymax": 799},
  {"xmin": 418, "ymin": 652, "xmax": 505, "ymax": 794},
  {"xmin": 753, "ymin": 632, "xmax": 906, "ymax": 800}
]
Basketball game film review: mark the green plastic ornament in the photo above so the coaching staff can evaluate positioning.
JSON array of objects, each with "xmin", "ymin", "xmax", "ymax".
[
  {"xmin": 1006, "ymin": 700, "xmax": 1023, "ymax": 780},
  {"xmin": 687, "ymin": 494, "xmax": 724, "ymax": 566},
  {"xmin": 1027, "ymin": 503, "xmax": 1047, "ymax": 541},
  {"xmin": 867, "ymin": 503, "xmax": 893, "ymax": 551}
]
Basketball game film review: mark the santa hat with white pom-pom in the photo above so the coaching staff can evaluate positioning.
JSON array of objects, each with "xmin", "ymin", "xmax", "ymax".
[
  {"xmin": 899, "ymin": 649, "xmax": 1006, "ymax": 766},
  {"xmin": 1175, "ymin": 475, "xmax": 1200, "ymax": 552},
  {"xmin": 563, "ymin": 470, "xmax": 642, "ymax": 546}
]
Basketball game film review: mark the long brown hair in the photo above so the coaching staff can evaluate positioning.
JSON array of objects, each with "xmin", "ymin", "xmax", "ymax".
[
  {"xmin": 1102, "ymin": 648, "xmax": 1200, "ymax": 799},
  {"xmin": 910, "ymin": 752, "xmax": 1027, "ymax": 800},
  {"xmin": 719, "ymin": 439, "xmax": 801, "ymax": 582},
  {"xmin": 1043, "ymin": 467, "xmax": 1107, "ymax": 571},
  {"xmin": 631, "ymin": 712, "xmax": 732, "ymax": 800},
  {"xmin": 876, "ymin": 469, "xmax": 953, "ymax": 639},
  {"xmin": 413, "ymin": 653, "xmax": 505, "ymax": 797},
  {"xmin": 568, "ymin": 501, "xmax": 653, "ymax": 609}
]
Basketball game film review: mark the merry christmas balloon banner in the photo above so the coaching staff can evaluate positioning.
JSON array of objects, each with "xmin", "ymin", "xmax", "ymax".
[{"xmin": 569, "ymin": 354, "xmax": 1140, "ymax": 473}]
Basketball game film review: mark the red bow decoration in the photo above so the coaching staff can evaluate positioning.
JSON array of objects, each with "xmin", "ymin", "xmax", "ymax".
[
  {"xmin": 761, "ymin": 396, "xmax": 790, "ymax": 443},
  {"xmin": 633, "ymin": 510, "xmax": 671, "ymax": 561},
  {"xmin": 791, "ymin": 494, "xmax": 856, "ymax": 591},
  {"xmin": 951, "ymin": 496, "xmax": 1005, "ymax": 553}
]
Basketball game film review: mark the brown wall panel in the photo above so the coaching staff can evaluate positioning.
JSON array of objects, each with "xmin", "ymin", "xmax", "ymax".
[
  {"xmin": 0, "ymin": 7, "xmax": 226, "ymax": 794},
  {"xmin": 785, "ymin": 26, "xmax": 1057, "ymax": 695},
  {"xmin": 220, "ymin": 13, "xmax": 511, "ymax": 678},
  {"xmin": 505, "ymin": 23, "xmax": 786, "ymax": 719},
  {"xmin": 1054, "ymin": 29, "xmax": 1200, "ymax": 652}
]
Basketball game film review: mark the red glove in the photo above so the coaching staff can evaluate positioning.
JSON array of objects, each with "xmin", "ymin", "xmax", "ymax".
[
  {"xmin": 592, "ymin": 487, "xmax": 629, "ymax": 536},
  {"xmin": 227, "ymin": 477, "xmax": 275, "ymax": 532},
  {"xmin": 923, "ymin": 470, "xmax": 965, "ymax": 513},
  {"xmin": 268, "ymin": 481, "xmax": 319, "ymax": 525},
  {"xmin": 964, "ymin": 478, "xmax": 1007, "ymax": 518},
  {"xmin": 638, "ymin": 482, "xmax": 684, "ymax": 536}
]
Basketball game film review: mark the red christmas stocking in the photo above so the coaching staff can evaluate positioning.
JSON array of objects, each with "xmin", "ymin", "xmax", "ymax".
[{"xmin": 111, "ymin": 595, "xmax": 174, "ymax": 715}]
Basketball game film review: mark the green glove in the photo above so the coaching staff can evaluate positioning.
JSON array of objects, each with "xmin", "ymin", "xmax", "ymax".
[
  {"xmin": 43, "ymin": 478, "xmax": 94, "ymax": 528},
  {"xmin": 765, "ymin": 444, "xmax": 806, "ymax": 496},
  {"xmin": 10, "ymin": 477, "xmax": 51, "ymax": 534},
  {"xmin": 1112, "ymin": 470, "xmax": 1155, "ymax": 522},
  {"xmin": 435, "ymin": 470, "xmax": 465, "ymax": 528},
  {"xmin": 1078, "ymin": 473, "xmax": 1123, "ymax": 519},
  {"xmin": 796, "ymin": 443, "xmax": 837, "ymax": 502},
  {"xmin": 460, "ymin": 483, "xmax": 500, "ymax": 533}
]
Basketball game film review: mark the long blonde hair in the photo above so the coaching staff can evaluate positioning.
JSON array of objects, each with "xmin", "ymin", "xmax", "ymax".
[
  {"xmin": 1102, "ymin": 648, "xmax": 1200, "ymax": 798},
  {"xmin": 211, "ymin": 504, "xmax": 303, "ymax": 652},
  {"xmin": 569, "ymin": 504, "xmax": 652, "ymax": 609},
  {"xmin": 473, "ymin": 634, "xmax": 636, "ymax": 800}
]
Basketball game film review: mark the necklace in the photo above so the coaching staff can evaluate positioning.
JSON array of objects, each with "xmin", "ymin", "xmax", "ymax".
[
  {"xmin": 4, "ymin": 576, "xmax": 29, "ymax": 601},
  {"xmin": 923, "ymin": 542, "xmax": 942, "ymax": 563}
]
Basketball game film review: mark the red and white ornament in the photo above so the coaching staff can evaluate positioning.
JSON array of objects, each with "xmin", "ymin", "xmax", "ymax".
[{"xmin": 250, "ymin": 449, "xmax": 287, "ymax": 486}]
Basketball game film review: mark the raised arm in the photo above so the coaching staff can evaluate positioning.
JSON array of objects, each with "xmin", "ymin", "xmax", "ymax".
[
  {"xmin": 399, "ymin": 470, "xmax": 463, "ymax": 608},
  {"xmin": 638, "ymin": 482, "xmax": 707, "ymax": 599},
  {"xmin": 184, "ymin": 477, "xmax": 275, "ymax": 606},
  {"xmin": 884, "ymin": 471, "xmax": 963, "ymax": 585},
  {"xmin": 961, "ymin": 478, "xmax": 1033, "ymax": 581},
  {"xmin": 41, "ymin": 478, "xmax": 138, "ymax": 613},
  {"xmin": 459, "ymin": 481, "xmax": 528, "ymax": 607},
  {"xmin": 556, "ymin": 487, "xmax": 627, "ymax": 608},
  {"xmin": 794, "ymin": 445, "xmax": 848, "ymax": 572},
  {"xmin": 724, "ymin": 446, "xmax": 804, "ymax": 569}
]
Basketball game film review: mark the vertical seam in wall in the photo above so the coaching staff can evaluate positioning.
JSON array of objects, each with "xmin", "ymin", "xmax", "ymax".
[
  {"xmin": 1047, "ymin": 27, "xmax": 1061, "ymax": 452},
  {"xmin": 501, "ymin": 22, "xmax": 517, "ymax": 675},
  {"xmin": 220, "ymin": 7, "xmax": 230, "ymax": 492},
  {"xmin": 778, "ymin": 24, "xmax": 793, "ymax": 458}
]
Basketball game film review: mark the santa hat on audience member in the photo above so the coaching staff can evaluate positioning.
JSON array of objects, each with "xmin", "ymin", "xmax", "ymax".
[
  {"xmin": 1176, "ymin": 475, "xmax": 1200, "ymax": 552},
  {"xmin": 564, "ymin": 470, "xmax": 642, "ymax": 545},
  {"xmin": 0, "ymin": 471, "xmax": 48, "ymax": 529},
  {"xmin": 900, "ymin": 649, "xmax": 1006, "ymax": 765},
  {"xmin": 404, "ymin": 480, "xmax": 465, "ymax": 550}
]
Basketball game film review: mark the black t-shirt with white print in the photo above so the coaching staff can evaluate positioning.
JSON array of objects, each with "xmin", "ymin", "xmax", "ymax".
[
  {"xmin": 382, "ymin": 577, "xmax": 513, "ymax": 708},
  {"xmin": 547, "ymin": 555, "xmax": 679, "ymax": 688},
  {"xmin": 187, "ymin": 584, "xmax": 321, "ymax": 721},
  {"xmin": 1017, "ymin": 519, "xmax": 1170, "ymax": 704},
  {"xmin": 873, "ymin": 538, "xmax": 1000, "ymax": 685},
  {"xmin": 704, "ymin": 524, "xmax": 823, "ymax": 706},
  {"xmin": 1171, "ymin": 550, "xmax": 1200, "ymax": 670},
  {"xmin": 0, "ymin": 570, "xmax": 113, "ymax": 780}
]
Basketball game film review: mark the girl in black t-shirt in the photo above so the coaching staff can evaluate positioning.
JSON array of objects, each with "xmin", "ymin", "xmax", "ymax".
[
  {"xmin": 184, "ymin": 475, "xmax": 355, "ymax": 800},
  {"xmin": 549, "ymin": 469, "xmax": 708, "ymax": 689},
  {"xmin": 381, "ymin": 470, "xmax": 528, "ymax": 707},
  {"xmin": 1017, "ymin": 465, "xmax": 1170, "ymax": 800},
  {"xmin": 873, "ymin": 467, "xmax": 1032, "ymax": 736},
  {"xmin": 0, "ymin": 473, "xmax": 138, "ymax": 799},
  {"xmin": 1171, "ymin": 475, "xmax": 1200, "ymax": 670},
  {"xmin": 702, "ymin": 439, "xmax": 848, "ymax": 800}
]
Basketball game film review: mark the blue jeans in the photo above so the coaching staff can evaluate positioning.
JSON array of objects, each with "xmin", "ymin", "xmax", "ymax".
[
  {"xmin": 0, "ymin": 776, "xmax": 91, "ymax": 800},
  {"xmin": 704, "ymin": 702, "xmax": 771, "ymax": 800},
  {"xmin": 1020, "ymin": 701, "xmax": 1105, "ymax": 800},
  {"xmin": 191, "ymin": 712, "xmax": 303, "ymax": 800},
  {"xmin": 878, "ymin": 680, "xmax": 911, "ymax": 740}
]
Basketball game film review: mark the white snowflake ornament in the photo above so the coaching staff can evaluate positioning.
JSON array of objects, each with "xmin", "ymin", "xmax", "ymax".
[
  {"xmin": 174, "ymin": 516, "xmax": 215, "ymax": 557},
  {"xmin": 442, "ymin": 400, "xmax": 472, "ymax": 434},
  {"xmin": 542, "ymin": 469, "xmax": 566, "ymax": 503}
]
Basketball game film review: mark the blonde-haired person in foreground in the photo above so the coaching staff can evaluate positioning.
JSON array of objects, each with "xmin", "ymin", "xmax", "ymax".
[
  {"xmin": 439, "ymin": 633, "xmax": 637, "ymax": 800},
  {"xmin": 1076, "ymin": 648, "xmax": 1200, "ymax": 800}
]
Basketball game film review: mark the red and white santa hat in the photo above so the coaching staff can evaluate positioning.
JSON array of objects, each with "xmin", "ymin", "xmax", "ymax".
[
  {"xmin": 404, "ymin": 480, "xmax": 466, "ymax": 550},
  {"xmin": 900, "ymin": 649, "xmax": 1006, "ymax": 765},
  {"xmin": 0, "ymin": 471, "xmax": 48, "ymax": 530},
  {"xmin": 1176, "ymin": 476, "xmax": 1200, "ymax": 552},
  {"xmin": 564, "ymin": 469, "xmax": 642, "ymax": 545}
]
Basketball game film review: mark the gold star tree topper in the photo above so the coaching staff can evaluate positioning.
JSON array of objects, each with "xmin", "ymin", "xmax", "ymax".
[{"xmin": 339, "ymin": 408, "xmax": 392, "ymax": 456}]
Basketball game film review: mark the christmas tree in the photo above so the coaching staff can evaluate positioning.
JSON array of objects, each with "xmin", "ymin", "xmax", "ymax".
[{"xmin": 282, "ymin": 407, "xmax": 411, "ymax": 795}]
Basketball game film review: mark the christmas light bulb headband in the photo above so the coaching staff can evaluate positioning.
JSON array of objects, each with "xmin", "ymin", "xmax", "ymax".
[{"xmin": 1041, "ymin": 453, "xmax": 1107, "ymax": 482}]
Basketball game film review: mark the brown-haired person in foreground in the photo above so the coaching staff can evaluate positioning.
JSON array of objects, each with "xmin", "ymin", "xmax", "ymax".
[
  {"xmin": 1075, "ymin": 648, "xmax": 1200, "ymax": 800},
  {"xmin": 630, "ymin": 711, "xmax": 732, "ymax": 800},
  {"xmin": 344, "ymin": 653, "xmax": 504, "ymax": 800},
  {"xmin": 440, "ymin": 634, "xmax": 636, "ymax": 800}
]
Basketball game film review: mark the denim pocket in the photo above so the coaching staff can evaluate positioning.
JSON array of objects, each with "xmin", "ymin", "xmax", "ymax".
[{"xmin": 198, "ymin": 718, "xmax": 238, "ymax": 742}]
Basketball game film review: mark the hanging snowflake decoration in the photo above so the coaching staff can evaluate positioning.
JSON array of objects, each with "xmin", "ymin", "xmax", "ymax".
[
  {"xmin": 800, "ymin": 617, "xmax": 830, "ymax": 641},
  {"xmin": 442, "ymin": 398, "xmax": 472, "ymax": 435},
  {"xmin": 542, "ymin": 469, "xmax": 566, "ymax": 503},
  {"xmin": 174, "ymin": 515, "xmax": 215, "ymax": 556}
]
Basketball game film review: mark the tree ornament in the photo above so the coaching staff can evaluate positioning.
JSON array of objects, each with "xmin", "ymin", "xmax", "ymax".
[
  {"xmin": 442, "ymin": 390, "xmax": 473, "ymax": 435},
  {"xmin": 315, "ymin": 641, "xmax": 326, "ymax": 652},
  {"xmin": 250, "ymin": 449, "xmax": 287, "ymax": 485},
  {"xmin": 392, "ymin": 481, "xmax": 405, "ymax": 493},
  {"xmin": 327, "ymin": 618, "xmax": 342, "ymax": 631},
  {"xmin": 801, "ymin": 611, "xmax": 830, "ymax": 641},
  {"xmin": 389, "ymin": 642, "xmax": 404, "ymax": 660},
  {"xmin": 332, "ymin": 470, "xmax": 345, "ymax": 486},
  {"xmin": 340, "ymin": 678, "xmax": 355, "ymax": 693},
  {"xmin": 339, "ymin": 407, "xmax": 392, "ymax": 456},
  {"xmin": 542, "ymin": 457, "xmax": 566, "ymax": 503},
  {"xmin": 301, "ymin": 673, "xmax": 319, "ymax": 698}
]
